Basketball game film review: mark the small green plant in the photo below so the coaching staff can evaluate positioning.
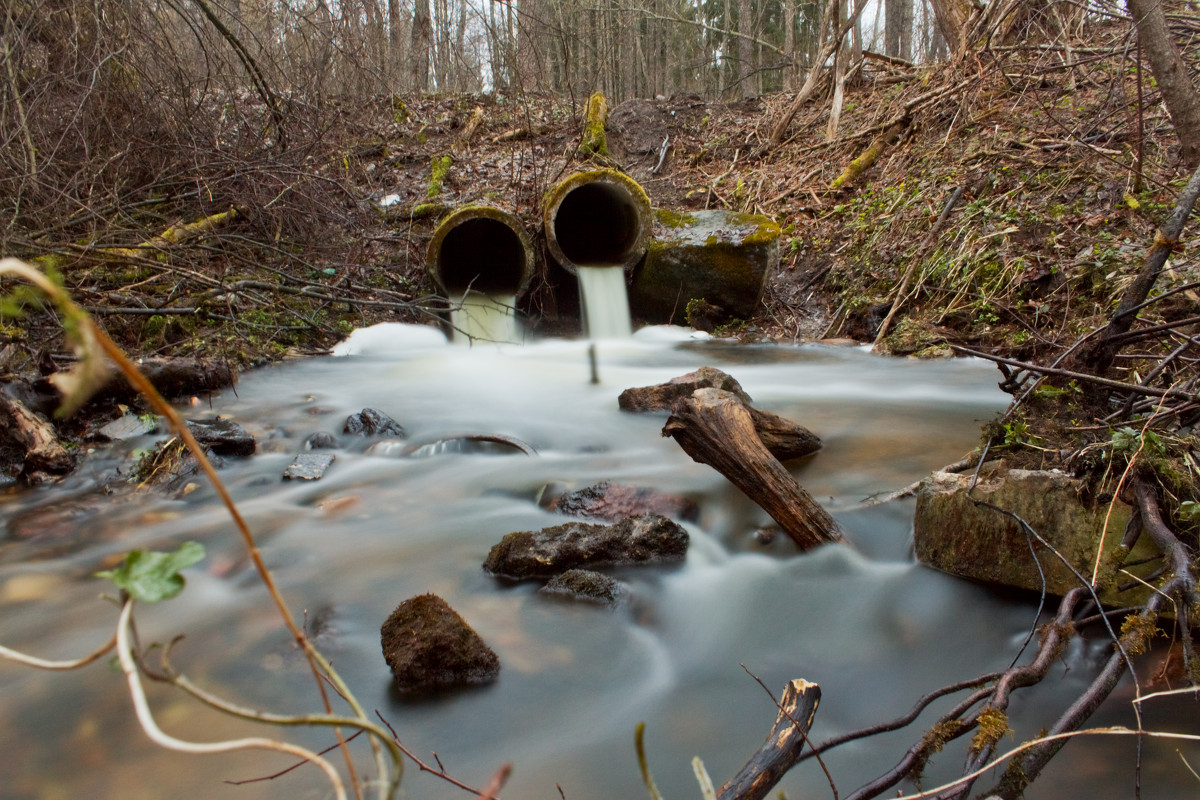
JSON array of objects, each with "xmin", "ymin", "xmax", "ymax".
[
  {"xmin": 1111, "ymin": 426, "xmax": 1165, "ymax": 457},
  {"xmin": 97, "ymin": 542, "xmax": 206, "ymax": 603}
]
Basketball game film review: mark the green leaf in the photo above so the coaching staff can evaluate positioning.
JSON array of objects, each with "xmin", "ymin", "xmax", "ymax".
[{"xmin": 96, "ymin": 541, "xmax": 205, "ymax": 602}]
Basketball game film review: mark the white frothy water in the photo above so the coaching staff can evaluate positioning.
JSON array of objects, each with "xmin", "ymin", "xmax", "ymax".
[
  {"xmin": 577, "ymin": 266, "xmax": 632, "ymax": 338},
  {"xmin": 449, "ymin": 291, "xmax": 521, "ymax": 344}
]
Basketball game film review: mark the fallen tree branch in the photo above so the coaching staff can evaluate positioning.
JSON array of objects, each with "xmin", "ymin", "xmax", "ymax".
[
  {"xmin": 717, "ymin": 679, "xmax": 822, "ymax": 800},
  {"xmin": 829, "ymin": 116, "xmax": 909, "ymax": 190},
  {"xmin": 663, "ymin": 388, "xmax": 845, "ymax": 550},
  {"xmin": 950, "ymin": 346, "xmax": 1199, "ymax": 402},
  {"xmin": 1081, "ymin": 158, "xmax": 1200, "ymax": 372}
]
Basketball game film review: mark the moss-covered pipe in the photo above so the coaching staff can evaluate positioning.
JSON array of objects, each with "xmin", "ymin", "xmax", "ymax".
[
  {"xmin": 542, "ymin": 169, "xmax": 652, "ymax": 274},
  {"xmin": 426, "ymin": 206, "xmax": 534, "ymax": 297}
]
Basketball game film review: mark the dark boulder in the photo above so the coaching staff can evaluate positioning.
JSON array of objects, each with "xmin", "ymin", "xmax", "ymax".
[
  {"xmin": 344, "ymin": 408, "xmax": 406, "ymax": 438},
  {"xmin": 483, "ymin": 513, "xmax": 689, "ymax": 579},
  {"xmin": 539, "ymin": 569, "xmax": 623, "ymax": 606},
  {"xmin": 380, "ymin": 593, "xmax": 500, "ymax": 692}
]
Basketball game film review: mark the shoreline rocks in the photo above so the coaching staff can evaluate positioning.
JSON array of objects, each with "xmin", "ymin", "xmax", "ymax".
[{"xmin": 913, "ymin": 462, "xmax": 1161, "ymax": 605}]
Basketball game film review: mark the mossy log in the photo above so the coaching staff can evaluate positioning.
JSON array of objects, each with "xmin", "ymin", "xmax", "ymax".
[
  {"xmin": 452, "ymin": 106, "xmax": 485, "ymax": 155},
  {"xmin": 576, "ymin": 91, "xmax": 610, "ymax": 159},
  {"xmin": 828, "ymin": 117, "xmax": 909, "ymax": 190},
  {"xmin": 34, "ymin": 208, "xmax": 239, "ymax": 273},
  {"xmin": 716, "ymin": 680, "xmax": 821, "ymax": 800},
  {"xmin": 663, "ymin": 388, "xmax": 845, "ymax": 550},
  {"xmin": 427, "ymin": 155, "xmax": 452, "ymax": 199},
  {"xmin": 383, "ymin": 202, "xmax": 453, "ymax": 223}
]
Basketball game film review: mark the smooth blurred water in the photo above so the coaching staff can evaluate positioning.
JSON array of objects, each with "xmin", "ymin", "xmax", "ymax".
[{"xmin": 0, "ymin": 324, "xmax": 1191, "ymax": 800}]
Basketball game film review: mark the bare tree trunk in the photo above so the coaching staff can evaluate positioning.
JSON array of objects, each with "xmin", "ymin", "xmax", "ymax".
[
  {"xmin": 927, "ymin": 0, "xmax": 973, "ymax": 56},
  {"xmin": 1125, "ymin": 0, "xmax": 1200, "ymax": 167},
  {"xmin": 737, "ymin": 0, "xmax": 754, "ymax": 97},
  {"xmin": 410, "ymin": 0, "xmax": 432, "ymax": 90},
  {"xmin": 885, "ymin": 0, "xmax": 913, "ymax": 58},
  {"xmin": 387, "ymin": 0, "xmax": 404, "ymax": 88},
  {"xmin": 783, "ymin": 0, "xmax": 797, "ymax": 89}
]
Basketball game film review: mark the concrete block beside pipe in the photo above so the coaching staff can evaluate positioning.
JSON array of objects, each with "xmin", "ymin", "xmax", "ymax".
[
  {"xmin": 543, "ymin": 169, "xmax": 653, "ymax": 273},
  {"xmin": 630, "ymin": 208, "xmax": 781, "ymax": 325},
  {"xmin": 426, "ymin": 206, "xmax": 534, "ymax": 297}
]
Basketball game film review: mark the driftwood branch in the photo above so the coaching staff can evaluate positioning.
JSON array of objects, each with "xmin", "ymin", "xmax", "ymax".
[
  {"xmin": 663, "ymin": 388, "xmax": 845, "ymax": 550},
  {"xmin": 0, "ymin": 392, "xmax": 74, "ymax": 476},
  {"xmin": 717, "ymin": 680, "xmax": 822, "ymax": 800},
  {"xmin": 43, "ymin": 356, "xmax": 236, "ymax": 404}
]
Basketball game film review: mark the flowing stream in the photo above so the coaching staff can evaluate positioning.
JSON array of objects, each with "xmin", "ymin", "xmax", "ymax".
[{"xmin": 0, "ymin": 325, "xmax": 1193, "ymax": 799}]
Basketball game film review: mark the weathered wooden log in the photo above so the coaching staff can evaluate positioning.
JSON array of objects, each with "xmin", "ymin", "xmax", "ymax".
[
  {"xmin": 451, "ymin": 105, "xmax": 485, "ymax": 155},
  {"xmin": 621, "ymin": 366, "xmax": 821, "ymax": 461},
  {"xmin": 716, "ymin": 679, "xmax": 822, "ymax": 800},
  {"xmin": 663, "ymin": 388, "xmax": 844, "ymax": 550},
  {"xmin": 746, "ymin": 406, "xmax": 822, "ymax": 461},
  {"xmin": 0, "ymin": 393, "xmax": 74, "ymax": 476},
  {"xmin": 43, "ymin": 356, "xmax": 236, "ymax": 404}
]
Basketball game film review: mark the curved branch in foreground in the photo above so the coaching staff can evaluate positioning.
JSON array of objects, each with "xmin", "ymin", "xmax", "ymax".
[
  {"xmin": 115, "ymin": 599, "xmax": 347, "ymax": 800},
  {"xmin": 0, "ymin": 634, "xmax": 117, "ymax": 670}
]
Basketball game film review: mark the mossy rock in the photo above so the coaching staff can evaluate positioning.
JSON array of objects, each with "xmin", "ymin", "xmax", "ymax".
[
  {"xmin": 380, "ymin": 593, "xmax": 500, "ymax": 692},
  {"xmin": 483, "ymin": 514, "xmax": 689, "ymax": 580},
  {"xmin": 539, "ymin": 569, "xmax": 623, "ymax": 606},
  {"xmin": 630, "ymin": 208, "xmax": 780, "ymax": 324},
  {"xmin": 913, "ymin": 462, "xmax": 1161, "ymax": 605}
]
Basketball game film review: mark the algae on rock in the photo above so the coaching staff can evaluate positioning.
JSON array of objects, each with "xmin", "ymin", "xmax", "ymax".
[
  {"xmin": 629, "ymin": 208, "xmax": 781, "ymax": 325},
  {"xmin": 913, "ymin": 462, "xmax": 1162, "ymax": 605}
]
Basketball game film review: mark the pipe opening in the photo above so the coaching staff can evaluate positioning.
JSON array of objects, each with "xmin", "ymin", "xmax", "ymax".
[
  {"xmin": 552, "ymin": 182, "xmax": 643, "ymax": 268},
  {"xmin": 434, "ymin": 217, "xmax": 529, "ymax": 295}
]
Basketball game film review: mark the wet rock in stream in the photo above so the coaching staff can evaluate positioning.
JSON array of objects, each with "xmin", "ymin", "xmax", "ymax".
[
  {"xmin": 483, "ymin": 513, "xmax": 689, "ymax": 579},
  {"xmin": 343, "ymin": 407, "xmax": 406, "ymax": 438},
  {"xmin": 380, "ymin": 593, "xmax": 500, "ymax": 692},
  {"xmin": 282, "ymin": 452, "xmax": 335, "ymax": 481},
  {"xmin": 543, "ymin": 480, "xmax": 697, "ymax": 522},
  {"xmin": 913, "ymin": 461, "xmax": 1164, "ymax": 605},
  {"xmin": 538, "ymin": 569, "xmax": 623, "ymax": 606},
  {"xmin": 303, "ymin": 431, "xmax": 338, "ymax": 450},
  {"xmin": 185, "ymin": 417, "xmax": 256, "ymax": 456}
]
